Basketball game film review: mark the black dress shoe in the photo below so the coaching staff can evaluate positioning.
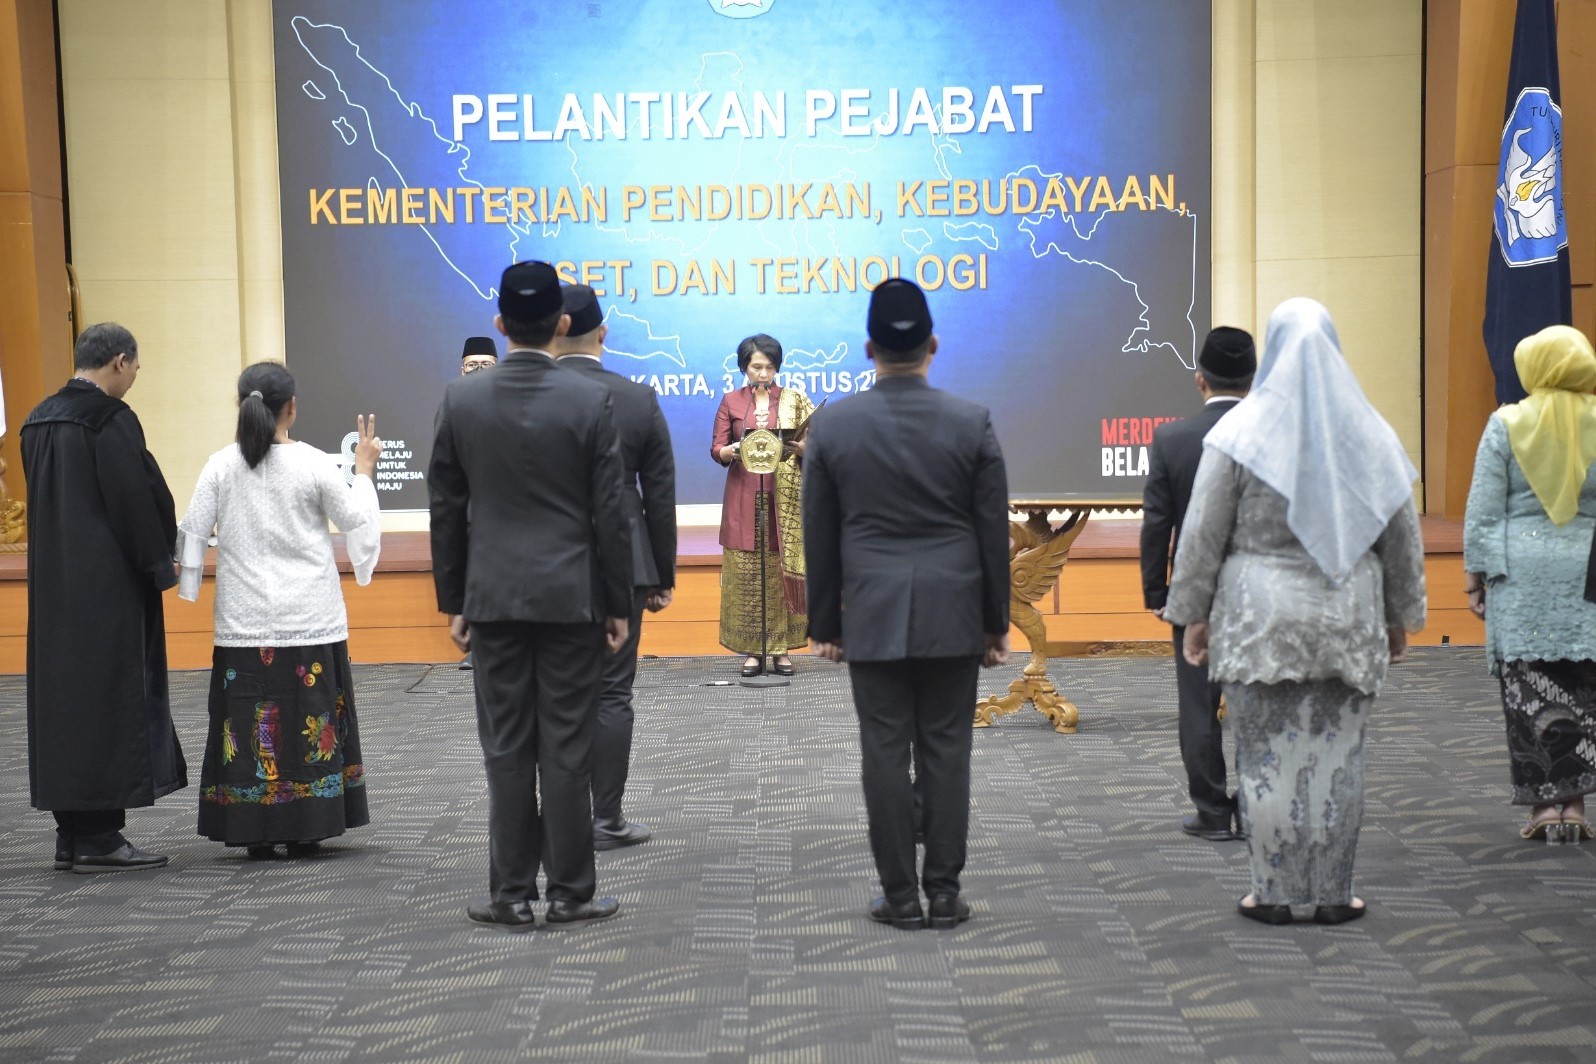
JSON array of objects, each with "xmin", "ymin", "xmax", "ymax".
[
  {"xmin": 741, "ymin": 658, "xmax": 764, "ymax": 677},
  {"xmin": 54, "ymin": 841, "xmax": 72, "ymax": 871},
  {"xmin": 772, "ymin": 658, "xmax": 795, "ymax": 676},
  {"xmin": 1182, "ymin": 811, "xmax": 1237, "ymax": 841},
  {"xmin": 1236, "ymin": 895, "xmax": 1293, "ymax": 925},
  {"xmin": 1313, "ymin": 900, "xmax": 1367, "ymax": 925},
  {"xmin": 466, "ymin": 900, "xmax": 537, "ymax": 931},
  {"xmin": 72, "ymin": 843, "xmax": 169, "ymax": 874},
  {"xmin": 545, "ymin": 896, "xmax": 620, "ymax": 928},
  {"xmin": 593, "ymin": 817, "xmax": 651, "ymax": 851},
  {"xmin": 928, "ymin": 893, "xmax": 971, "ymax": 930},
  {"xmin": 285, "ymin": 841, "xmax": 323, "ymax": 858},
  {"xmin": 869, "ymin": 895, "xmax": 925, "ymax": 930},
  {"xmin": 246, "ymin": 844, "xmax": 278, "ymax": 860}
]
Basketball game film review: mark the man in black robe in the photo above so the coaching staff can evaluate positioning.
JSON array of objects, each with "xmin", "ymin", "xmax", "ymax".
[{"xmin": 21, "ymin": 322, "xmax": 187, "ymax": 872}]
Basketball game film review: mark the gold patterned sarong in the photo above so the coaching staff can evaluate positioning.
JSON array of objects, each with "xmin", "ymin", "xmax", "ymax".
[{"xmin": 720, "ymin": 541, "xmax": 809, "ymax": 655}]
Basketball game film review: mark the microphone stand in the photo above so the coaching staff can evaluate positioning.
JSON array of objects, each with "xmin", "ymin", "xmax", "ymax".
[{"xmin": 740, "ymin": 419, "xmax": 789, "ymax": 690}]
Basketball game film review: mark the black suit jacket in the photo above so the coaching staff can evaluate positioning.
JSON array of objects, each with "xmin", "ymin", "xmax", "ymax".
[
  {"xmin": 1139, "ymin": 397, "xmax": 1242, "ymax": 610},
  {"xmin": 555, "ymin": 356, "xmax": 677, "ymax": 589},
  {"xmin": 802, "ymin": 374, "xmax": 1010, "ymax": 662},
  {"xmin": 429, "ymin": 348, "xmax": 632, "ymax": 622}
]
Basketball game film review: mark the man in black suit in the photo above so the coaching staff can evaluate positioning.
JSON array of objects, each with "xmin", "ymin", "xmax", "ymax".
[
  {"xmin": 1140, "ymin": 327, "xmax": 1256, "ymax": 841},
  {"xmin": 552, "ymin": 284, "xmax": 677, "ymax": 851},
  {"xmin": 803, "ymin": 279, "xmax": 1011, "ymax": 931},
  {"xmin": 429, "ymin": 261, "xmax": 633, "ymax": 930}
]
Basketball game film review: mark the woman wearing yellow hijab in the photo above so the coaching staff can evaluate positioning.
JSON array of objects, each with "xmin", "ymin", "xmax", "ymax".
[{"xmin": 1464, "ymin": 324, "xmax": 1596, "ymax": 843}]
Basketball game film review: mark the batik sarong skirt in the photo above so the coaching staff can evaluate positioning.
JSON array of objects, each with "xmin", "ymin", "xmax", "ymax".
[
  {"xmin": 1499, "ymin": 659, "xmax": 1596, "ymax": 805},
  {"xmin": 719, "ymin": 546, "xmax": 808, "ymax": 656},
  {"xmin": 198, "ymin": 642, "xmax": 369, "ymax": 845},
  {"xmin": 1226, "ymin": 678, "xmax": 1370, "ymax": 907}
]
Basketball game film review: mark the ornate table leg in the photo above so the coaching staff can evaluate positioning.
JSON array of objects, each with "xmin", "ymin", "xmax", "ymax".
[
  {"xmin": 974, "ymin": 509, "xmax": 1089, "ymax": 734},
  {"xmin": 0, "ymin": 446, "xmax": 27, "ymax": 552}
]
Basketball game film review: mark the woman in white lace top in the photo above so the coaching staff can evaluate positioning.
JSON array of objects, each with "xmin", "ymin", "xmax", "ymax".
[{"xmin": 177, "ymin": 361, "xmax": 382, "ymax": 859}]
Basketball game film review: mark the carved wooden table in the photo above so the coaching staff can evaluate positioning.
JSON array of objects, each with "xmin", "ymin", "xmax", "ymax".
[
  {"xmin": 0, "ymin": 444, "xmax": 26, "ymax": 553},
  {"xmin": 974, "ymin": 498, "xmax": 1140, "ymax": 733}
]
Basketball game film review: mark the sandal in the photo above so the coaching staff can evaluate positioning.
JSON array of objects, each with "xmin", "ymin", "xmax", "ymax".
[
  {"xmin": 1236, "ymin": 894, "xmax": 1292, "ymax": 925},
  {"xmin": 1313, "ymin": 897, "xmax": 1367, "ymax": 925},
  {"xmin": 1520, "ymin": 805, "xmax": 1564, "ymax": 840}
]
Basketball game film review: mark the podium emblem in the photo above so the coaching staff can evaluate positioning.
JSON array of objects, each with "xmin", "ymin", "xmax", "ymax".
[{"xmin": 738, "ymin": 428, "xmax": 783, "ymax": 474}]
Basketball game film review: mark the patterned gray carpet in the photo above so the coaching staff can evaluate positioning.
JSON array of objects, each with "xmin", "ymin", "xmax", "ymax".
[{"xmin": 1, "ymin": 648, "xmax": 1594, "ymax": 1063}]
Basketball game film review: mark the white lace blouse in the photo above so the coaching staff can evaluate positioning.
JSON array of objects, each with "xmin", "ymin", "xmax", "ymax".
[{"xmin": 177, "ymin": 441, "xmax": 381, "ymax": 647}]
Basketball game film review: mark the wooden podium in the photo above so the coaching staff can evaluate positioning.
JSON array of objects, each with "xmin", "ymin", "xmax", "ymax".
[{"xmin": 974, "ymin": 499, "xmax": 1139, "ymax": 734}]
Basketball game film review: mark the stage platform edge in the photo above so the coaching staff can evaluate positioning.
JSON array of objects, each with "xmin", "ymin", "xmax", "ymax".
[{"xmin": 0, "ymin": 517, "xmax": 1481, "ymax": 672}]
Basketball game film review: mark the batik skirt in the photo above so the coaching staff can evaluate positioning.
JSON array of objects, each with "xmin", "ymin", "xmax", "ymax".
[
  {"xmin": 198, "ymin": 642, "xmax": 369, "ymax": 846},
  {"xmin": 719, "ymin": 546, "xmax": 808, "ymax": 656},
  {"xmin": 1499, "ymin": 659, "xmax": 1596, "ymax": 805},
  {"xmin": 1226, "ymin": 678, "xmax": 1371, "ymax": 907}
]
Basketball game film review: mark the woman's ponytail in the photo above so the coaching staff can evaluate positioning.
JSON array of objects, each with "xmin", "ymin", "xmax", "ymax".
[{"xmin": 235, "ymin": 362, "xmax": 296, "ymax": 469}]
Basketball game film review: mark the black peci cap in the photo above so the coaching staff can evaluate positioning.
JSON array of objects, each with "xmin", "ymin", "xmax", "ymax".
[
  {"xmin": 461, "ymin": 336, "xmax": 498, "ymax": 360},
  {"xmin": 561, "ymin": 284, "xmax": 605, "ymax": 337},
  {"xmin": 498, "ymin": 261, "xmax": 563, "ymax": 320},
  {"xmin": 867, "ymin": 278, "xmax": 933, "ymax": 352},
  {"xmin": 1197, "ymin": 326, "xmax": 1256, "ymax": 380}
]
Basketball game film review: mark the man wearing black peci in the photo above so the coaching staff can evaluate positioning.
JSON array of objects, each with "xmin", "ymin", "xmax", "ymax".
[
  {"xmin": 552, "ymin": 283, "xmax": 677, "ymax": 851},
  {"xmin": 460, "ymin": 335, "xmax": 498, "ymax": 375},
  {"xmin": 1140, "ymin": 326, "xmax": 1256, "ymax": 842},
  {"xmin": 429, "ymin": 260, "xmax": 633, "ymax": 930},
  {"xmin": 802, "ymin": 278, "xmax": 1011, "ymax": 930}
]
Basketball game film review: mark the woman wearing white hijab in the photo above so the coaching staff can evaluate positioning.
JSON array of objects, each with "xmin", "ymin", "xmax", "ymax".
[
  {"xmin": 1463, "ymin": 325, "xmax": 1596, "ymax": 843},
  {"xmin": 1165, "ymin": 298, "xmax": 1427, "ymax": 925}
]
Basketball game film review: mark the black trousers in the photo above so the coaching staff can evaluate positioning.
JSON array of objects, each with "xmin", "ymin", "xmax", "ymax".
[
  {"xmin": 848, "ymin": 656, "xmax": 979, "ymax": 904},
  {"xmin": 1171, "ymin": 625, "xmax": 1233, "ymax": 818},
  {"xmin": 593, "ymin": 588, "xmax": 648, "ymax": 820},
  {"xmin": 53, "ymin": 809, "xmax": 126, "ymax": 852},
  {"xmin": 469, "ymin": 620, "xmax": 605, "ymax": 904}
]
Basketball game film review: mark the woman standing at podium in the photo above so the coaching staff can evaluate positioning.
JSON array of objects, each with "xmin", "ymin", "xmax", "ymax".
[{"xmin": 710, "ymin": 334, "xmax": 815, "ymax": 677}]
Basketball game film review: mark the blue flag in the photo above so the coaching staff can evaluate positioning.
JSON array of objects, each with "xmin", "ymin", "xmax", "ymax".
[{"xmin": 1483, "ymin": 0, "xmax": 1571, "ymax": 405}]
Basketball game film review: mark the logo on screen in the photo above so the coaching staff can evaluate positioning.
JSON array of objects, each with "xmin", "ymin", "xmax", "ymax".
[
  {"xmin": 1493, "ymin": 87, "xmax": 1566, "ymax": 268},
  {"xmin": 709, "ymin": 0, "xmax": 775, "ymax": 17}
]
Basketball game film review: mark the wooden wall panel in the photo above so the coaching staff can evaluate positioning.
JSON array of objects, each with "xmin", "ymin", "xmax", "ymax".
[
  {"xmin": 1425, "ymin": 0, "xmax": 1596, "ymax": 516},
  {"xmin": 0, "ymin": 0, "xmax": 72, "ymax": 512},
  {"xmin": 0, "ymin": 539, "xmax": 1487, "ymax": 674}
]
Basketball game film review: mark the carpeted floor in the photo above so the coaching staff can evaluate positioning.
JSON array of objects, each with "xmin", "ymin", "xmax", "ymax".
[{"xmin": 1, "ymin": 648, "xmax": 1594, "ymax": 1063}]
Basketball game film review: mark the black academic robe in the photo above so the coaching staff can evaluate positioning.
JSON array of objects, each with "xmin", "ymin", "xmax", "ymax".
[{"xmin": 21, "ymin": 380, "xmax": 187, "ymax": 810}]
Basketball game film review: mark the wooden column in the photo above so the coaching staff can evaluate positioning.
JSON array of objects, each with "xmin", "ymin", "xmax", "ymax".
[
  {"xmin": 0, "ymin": 0, "xmax": 72, "ymax": 529},
  {"xmin": 1424, "ymin": 0, "xmax": 1596, "ymax": 518},
  {"xmin": 1561, "ymin": 0, "xmax": 1596, "ymax": 340}
]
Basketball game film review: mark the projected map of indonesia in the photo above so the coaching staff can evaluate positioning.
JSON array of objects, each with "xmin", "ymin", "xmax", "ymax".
[
  {"xmin": 291, "ymin": 17, "xmax": 519, "ymax": 302},
  {"xmin": 287, "ymin": 14, "xmax": 1201, "ymax": 381}
]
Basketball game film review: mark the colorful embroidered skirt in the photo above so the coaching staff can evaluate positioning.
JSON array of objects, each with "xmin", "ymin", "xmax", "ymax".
[
  {"xmin": 1500, "ymin": 659, "xmax": 1596, "ymax": 805},
  {"xmin": 198, "ymin": 642, "xmax": 369, "ymax": 845},
  {"xmin": 719, "ymin": 546, "xmax": 808, "ymax": 656}
]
